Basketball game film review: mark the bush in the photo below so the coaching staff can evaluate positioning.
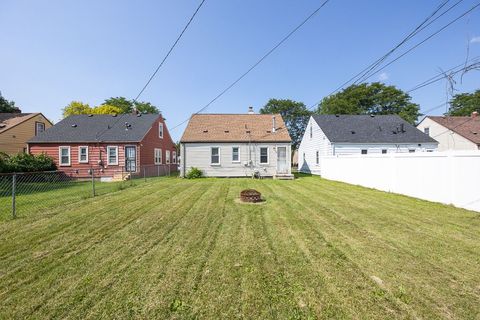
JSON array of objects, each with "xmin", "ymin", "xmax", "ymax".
[
  {"xmin": 185, "ymin": 167, "xmax": 203, "ymax": 179},
  {"xmin": 0, "ymin": 152, "xmax": 57, "ymax": 173}
]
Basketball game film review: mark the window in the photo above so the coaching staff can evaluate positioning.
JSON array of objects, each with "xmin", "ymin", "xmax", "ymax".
[
  {"xmin": 316, "ymin": 151, "xmax": 319, "ymax": 165},
  {"xmin": 172, "ymin": 151, "xmax": 177, "ymax": 164},
  {"xmin": 310, "ymin": 125, "xmax": 313, "ymax": 138},
  {"xmin": 232, "ymin": 147, "xmax": 240, "ymax": 162},
  {"xmin": 35, "ymin": 122, "xmax": 45, "ymax": 136},
  {"xmin": 154, "ymin": 148, "xmax": 162, "ymax": 164},
  {"xmin": 424, "ymin": 127, "xmax": 430, "ymax": 136},
  {"xmin": 382, "ymin": 149, "xmax": 387, "ymax": 154},
  {"xmin": 211, "ymin": 147, "xmax": 220, "ymax": 165},
  {"xmin": 260, "ymin": 147, "xmax": 268, "ymax": 164},
  {"xmin": 409, "ymin": 149, "xmax": 415, "ymax": 153},
  {"xmin": 166, "ymin": 150, "xmax": 171, "ymax": 164},
  {"xmin": 78, "ymin": 146, "xmax": 88, "ymax": 163},
  {"xmin": 159, "ymin": 123, "xmax": 164, "ymax": 138},
  {"xmin": 59, "ymin": 146, "xmax": 70, "ymax": 166},
  {"xmin": 361, "ymin": 149, "xmax": 368, "ymax": 155},
  {"xmin": 107, "ymin": 146, "xmax": 118, "ymax": 165}
]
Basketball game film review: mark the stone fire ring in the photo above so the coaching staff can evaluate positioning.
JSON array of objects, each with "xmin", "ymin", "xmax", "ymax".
[{"xmin": 240, "ymin": 189, "xmax": 262, "ymax": 203}]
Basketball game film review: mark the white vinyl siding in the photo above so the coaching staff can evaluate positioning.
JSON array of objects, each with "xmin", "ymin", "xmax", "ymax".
[
  {"xmin": 181, "ymin": 143, "xmax": 291, "ymax": 177},
  {"xmin": 298, "ymin": 116, "xmax": 439, "ymax": 175},
  {"xmin": 59, "ymin": 146, "xmax": 70, "ymax": 166},
  {"xmin": 107, "ymin": 146, "xmax": 118, "ymax": 165},
  {"xmin": 78, "ymin": 146, "xmax": 88, "ymax": 163},
  {"xmin": 154, "ymin": 148, "xmax": 162, "ymax": 164}
]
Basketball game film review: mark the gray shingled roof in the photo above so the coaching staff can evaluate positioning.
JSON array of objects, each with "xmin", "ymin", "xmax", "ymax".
[
  {"xmin": 29, "ymin": 114, "xmax": 160, "ymax": 143},
  {"xmin": 312, "ymin": 114, "xmax": 438, "ymax": 144}
]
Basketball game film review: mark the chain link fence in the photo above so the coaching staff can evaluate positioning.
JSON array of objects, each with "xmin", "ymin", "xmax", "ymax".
[{"xmin": 0, "ymin": 164, "xmax": 176, "ymax": 220}]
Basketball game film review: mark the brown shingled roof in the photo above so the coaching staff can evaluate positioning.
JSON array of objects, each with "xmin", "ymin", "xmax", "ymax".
[
  {"xmin": 180, "ymin": 114, "xmax": 292, "ymax": 143},
  {"xmin": 0, "ymin": 113, "xmax": 38, "ymax": 134},
  {"xmin": 428, "ymin": 115, "xmax": 480, "ymax": 145}
]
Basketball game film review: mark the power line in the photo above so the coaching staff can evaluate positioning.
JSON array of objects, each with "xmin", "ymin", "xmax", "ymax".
[
  {"xmin": 308, "ymin": 0, "xmax": 476, "ymax": 111},
  {"xmin": 407, "ymin": 56, "xmax": 480, "ymax": 93},
  {"xmin": 169, "ymin": 0, "xmax": 332, "ymax": 131},
  {"xmin": 133, "ymin": 0, "xmax": 206, "ymax": 103},
  {"xmin": 315, "ymin": 0, "xmax": 462, "ymax": 107},
  {"xmin": 354, "ymin": 1, "xmax": 480, "ymax": 85},
  {"xmin": 352, "ymin": 0, "xmax": 456, "ymax": 87}
]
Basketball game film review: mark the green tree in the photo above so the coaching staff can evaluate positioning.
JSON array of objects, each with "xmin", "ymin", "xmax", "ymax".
[
  {"xmin": 104, "ymin": 97, "xmax": 133, "ymax": 113},
  {"xmin": 62, "ymin": 101, "xmax": 92, "ymax": 118},
  {"xmin": 0, "ymin": 92, "xmax": 20, "ymax": 113},
  {"xmin": 446, "ymin": 90, "xmax": 480, "ymax": 116},
  {"xmin": 318, "ymin": 82, "xmax": 421, "ymax": 124},
  {"xmin": 135, "ymin": 101, "xmax": 160, "ymax": 114},
  {"xmin": 260, "ymin": 99, "xmax": 312, "ymax": 150},
  {"xmin": 92, "ymin": 104, "xmax": 122, "ymax": 115}
]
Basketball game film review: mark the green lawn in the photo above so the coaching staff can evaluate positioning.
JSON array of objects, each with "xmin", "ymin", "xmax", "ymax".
[{"xmin": 0, "ymin": 175, "xmax": 479, "ymax": 319}]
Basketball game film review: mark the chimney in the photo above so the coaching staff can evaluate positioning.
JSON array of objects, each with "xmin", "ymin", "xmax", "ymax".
[
  {"xmin": 247, "ymin": 106, "xmax": 255, "ymax": 114},
  {"xmin": 472, "ymin": 111, "xmax": 479, "ymax": 118},
  {"xmin": 272, "ymin": 116, "xmax": 276, "ymax": 133}
]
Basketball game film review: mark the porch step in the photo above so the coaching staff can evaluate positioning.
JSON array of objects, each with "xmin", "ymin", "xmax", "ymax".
[
  {"xmin": 112, "ymin": 172, "xmax": 130, "ymax": 182},
  {"xmin": 274, "ymin": 174, "xmax": 294, "ymax": 180}
]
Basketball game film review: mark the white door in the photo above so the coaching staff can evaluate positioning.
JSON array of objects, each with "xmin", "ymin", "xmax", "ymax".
[{"xmin": 277, "ymin": 147, "xmax": 288, "ymax": 174}]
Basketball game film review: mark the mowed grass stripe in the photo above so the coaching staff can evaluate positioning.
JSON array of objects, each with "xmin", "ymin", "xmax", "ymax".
[
  {"xmin": 0, "ymin": 176, "xmax": 479, "ymax": 319},
  {"xmin": 278, "ymin": 178, "xmax": 479, "ymax": 318},
  {"xmin": 0, "ymin": 179, "xmax": 209, "ymax": 319}
]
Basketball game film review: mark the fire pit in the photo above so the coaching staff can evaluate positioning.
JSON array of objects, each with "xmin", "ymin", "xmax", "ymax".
[{"xmin": 240, "ymin": 189, "xmax": 262, "ymax": 203}]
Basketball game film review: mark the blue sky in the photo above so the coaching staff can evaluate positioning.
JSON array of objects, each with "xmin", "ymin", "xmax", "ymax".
[{"xmin": 1, "ymin": 0, "xmax": 479, "ymax": 141}]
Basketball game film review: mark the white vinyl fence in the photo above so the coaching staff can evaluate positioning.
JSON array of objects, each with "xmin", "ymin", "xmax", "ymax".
[{"xmin": 321, "ymin": 151, "xmax": 480, "ymax": 212}]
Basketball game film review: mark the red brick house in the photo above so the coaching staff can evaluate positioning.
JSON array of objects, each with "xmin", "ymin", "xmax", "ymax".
[{"xmin": 28, "ymin": 113, "xmax": 177, "ymax": 179}]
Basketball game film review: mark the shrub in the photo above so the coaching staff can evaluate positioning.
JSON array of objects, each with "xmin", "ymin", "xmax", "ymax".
[
  {"xmin": 0, "ymin": 152, "xmax": 57, "ymax": 173},
  {"xmin": 185, "ymin": 167, "xmax": 203, "ymax": 179}
]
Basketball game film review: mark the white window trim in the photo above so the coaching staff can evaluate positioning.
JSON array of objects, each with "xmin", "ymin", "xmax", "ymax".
[
  {"xmin": 166, "ymin": 150, "xmax": 171, "ymax": 164},
  {"xmin": 154, "ymin": 148, "xmax": 162, "ymax": 165},
  {"xmin": 78, "ymin": 146, "xmax": 89, "ymax": 163},
  {"xmin": 107, "ymin": 146, "xmax": 119, "ymax": 165},
  {"xmin": 232, "ymin": 146, "xmax": 240, "ymax": 163},
  {"xmin": 59, "ymin": 146, "xmax": 71, "ymax": 166},
  {"xmin": 211, "ymin": 147, "xmax": 220, "ymax": 165},
  {"xmin": 259, "ymin": 147, "xmax": 269, "ymax": 165},
  {"xmin": 159, "ymin": 123, "xmax": 164, "ymax": 139},
  {"xmin": 172, "ymin": 151, "xmax": 177, "ymax": 164}
]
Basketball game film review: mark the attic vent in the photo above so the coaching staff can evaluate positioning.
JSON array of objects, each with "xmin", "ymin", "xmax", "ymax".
[
  {"xmin": 88, "ymin": 114, "xmax": 93, "ymax": 117},
  {"xmin": 246, "ymin": 130, "xmax": 251, "ymax": 134},
  {"xmin": 473, "ymin": 131, "xmax": 478, "ymax": 135},
  {"xmin": 137, "ymin": 114, "xmax": 142, "ymax": 117},
  {"xmin": 370, "ymin": 114, "xmax": 375, "ymax": 117},
  {"xmin": 224, "ymin": 130, "xmax": 229, "ymax": 133},
  {"xmin": 351, "ymin": 131, "xmax": 356, "ymax": 134},
  {"xmin": 112, "ymin": 114, "xmax": 117, "ymax": 117},
  {"xmin": 0, "ymin": 124, "xmax": 6, "ymax": 128},
  {"xmin": 203, "ymin": 129, "xmax": 208, "ymax": 133},
  {"xmin": 71, "ymin": 124, "xmax": 77, "ymax": 128},
  {"xmin": 266, "ymin": 130, "xmax": 271, "ymax": 133},
  {"xmin": 335, "ymin": 114, "xmax": 340, "ymax": 117}
]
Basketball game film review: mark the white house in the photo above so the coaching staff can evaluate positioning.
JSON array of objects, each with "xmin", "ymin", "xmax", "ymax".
[
  {"xmin": 180, "ymin": 109, "xmax": 293, "ymax": 178},
  {"xmin": 416, "ymin": 112, "xmax": 480, "ymax": 151},
  {"xmin": 298, "ymin": 114, "xmax": 438, "ymax": 175}
]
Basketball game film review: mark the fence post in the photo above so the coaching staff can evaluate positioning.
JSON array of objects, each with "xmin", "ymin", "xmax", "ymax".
[
  {"xmin": 12, "ymin": 174, "xmax": 16, "ymax": 219},
  {"xmin": 91, "ymin": 169, "xmax": 96, "ymax": 197}
]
